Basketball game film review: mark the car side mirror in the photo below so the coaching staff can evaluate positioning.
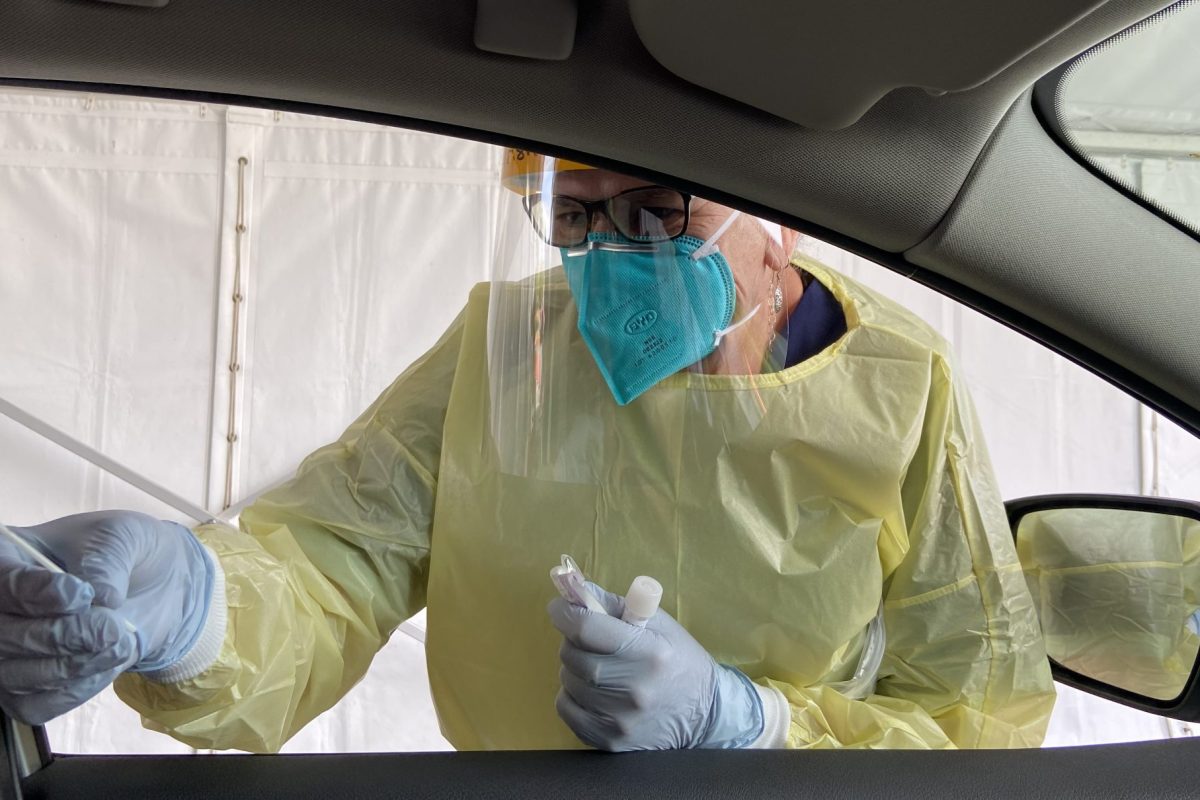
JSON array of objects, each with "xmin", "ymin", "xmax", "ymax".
[{"xmin": 1007, "ymin": 494, "xmax": 1200, "ymax": 721}]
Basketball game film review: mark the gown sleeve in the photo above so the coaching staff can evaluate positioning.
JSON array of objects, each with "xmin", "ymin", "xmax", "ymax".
[
  {"xmin": 757, "ymin": 352, "xmax": 1056, "ymax": 748},
  {"xmin": 115, "ymin": 313, "xmax": 466, "ymax": 753}
]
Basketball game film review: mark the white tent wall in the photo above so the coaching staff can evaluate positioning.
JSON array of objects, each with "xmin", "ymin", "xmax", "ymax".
[{"xmin": 1, "ymin": 90, "xmax": 1198, "ymax": 754}]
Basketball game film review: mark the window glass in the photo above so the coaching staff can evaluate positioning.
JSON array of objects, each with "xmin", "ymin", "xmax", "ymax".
[
  {"xmin": 1, "ymin": 89, "xmax": 1199, "ymax": 754},
  {"xmin": 1057, "ymin": 0, "xmax": 1200, "ymax": 233}
]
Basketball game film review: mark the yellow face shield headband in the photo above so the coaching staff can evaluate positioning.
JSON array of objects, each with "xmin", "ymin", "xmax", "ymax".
[{"xmin": 499, "ymin": 148, "xmax": 596, "ymax": 196}]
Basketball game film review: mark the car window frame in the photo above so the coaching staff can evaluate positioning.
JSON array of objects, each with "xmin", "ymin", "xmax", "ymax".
[{"xmin": 1032, "ymin": 0, "xmax": 1200, "ymax": 247}]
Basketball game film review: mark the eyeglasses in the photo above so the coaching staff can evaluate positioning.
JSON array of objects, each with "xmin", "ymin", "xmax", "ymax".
[{"xmin": 522, "ymin": 186, "xmax": 692, "ymax": 247}]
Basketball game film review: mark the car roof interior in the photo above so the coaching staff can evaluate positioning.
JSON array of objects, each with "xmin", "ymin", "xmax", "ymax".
[{"xmin": 0, "ymin": 0, "xmax": 1196, "ymax": 435}]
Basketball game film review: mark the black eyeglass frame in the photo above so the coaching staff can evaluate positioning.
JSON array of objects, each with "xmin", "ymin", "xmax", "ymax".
[{"xmin": 521, "ymin": 186, "xmax": 693, "ymax": 247}]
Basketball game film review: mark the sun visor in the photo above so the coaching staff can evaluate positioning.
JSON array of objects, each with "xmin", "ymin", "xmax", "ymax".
[
  {"xmin": 628, "ymin": 0, "xmax": 1114, "ymax": 130},
  {"xmin": 475, "ymin": 0, "xmax": 578, "ymax": 60}
]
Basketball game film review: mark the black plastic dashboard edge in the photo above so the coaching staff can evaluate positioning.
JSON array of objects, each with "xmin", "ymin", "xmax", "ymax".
[{"xmin": 22, "ymin": 744, "xmax": 1200, "ymax": 800}]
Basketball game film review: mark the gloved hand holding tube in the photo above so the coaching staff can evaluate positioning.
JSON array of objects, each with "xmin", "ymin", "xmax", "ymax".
[
  {"xmin": 549, "ymin": 555, "xmax": 664, "ymax": 625},
  {"xmin": 548, "ymin": 558, "xmax": 764, "ymax": 751},
  {"xmin": 0, "ymin": 511, "xmax": 223, "ymax": 725}
]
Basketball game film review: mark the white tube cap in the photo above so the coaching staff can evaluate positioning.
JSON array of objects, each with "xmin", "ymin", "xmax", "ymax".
[{"xmin": 624, "ymin": 576, "xmax": 663, "ymax": 623}]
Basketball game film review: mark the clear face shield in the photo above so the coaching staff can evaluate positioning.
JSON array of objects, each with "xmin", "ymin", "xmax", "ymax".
[{"xmin": 487, "ymin": 150, "xmax": 800, "ymax": 477}]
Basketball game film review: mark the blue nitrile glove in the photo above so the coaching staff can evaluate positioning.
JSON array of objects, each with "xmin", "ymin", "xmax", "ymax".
[
  {"xmin": 0, "ymin": 511, "xmax": 219, "ymax": 725},
  {"xmin": 548, "ymin": 581, "xmax": 763, "ymax": 751}
]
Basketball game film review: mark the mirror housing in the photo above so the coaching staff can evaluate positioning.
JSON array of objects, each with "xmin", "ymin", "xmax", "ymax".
[{"xmin": 1007, "ymin": 494, "xmax": 1200, "ymax": 721}]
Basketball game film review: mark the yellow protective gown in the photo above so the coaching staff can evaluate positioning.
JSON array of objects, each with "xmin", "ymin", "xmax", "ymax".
[
  {"xmin": 1018, "ymin": 507, "xmax": 1200, "ymax": 701},
  {"xmin": 116, "ymin": 256, "xmax": 1055, "ymax": 752}
]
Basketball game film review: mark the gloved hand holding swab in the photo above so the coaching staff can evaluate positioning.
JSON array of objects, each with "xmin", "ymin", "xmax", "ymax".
[{"xmin": 0, "ymin": 521, "xmax": 138, "ymax": 634}]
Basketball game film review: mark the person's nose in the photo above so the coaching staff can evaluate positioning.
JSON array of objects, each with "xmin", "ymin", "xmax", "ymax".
[{"xmin": 588, "ymin": 207, "xmax": 617, "ymax": 235}]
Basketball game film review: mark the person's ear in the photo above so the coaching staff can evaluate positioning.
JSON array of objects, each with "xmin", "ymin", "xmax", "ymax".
[
  {"xmin": 781, "ymin": 228, "xmax": 800, "ymax": 259},
  {"xmin": 764, "ymin": 224, "xmax": 798, "ymax": 272}
]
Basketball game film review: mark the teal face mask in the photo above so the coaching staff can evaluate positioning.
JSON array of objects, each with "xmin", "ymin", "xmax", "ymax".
[{"xmin": 560, "ymin": 225, "xmax": 740, "ymax": 406}]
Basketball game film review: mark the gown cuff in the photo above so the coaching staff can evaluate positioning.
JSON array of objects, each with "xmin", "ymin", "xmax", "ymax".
[
  {"xmin": 748, "ymin": 682, "xmax": 790, "ymax": 749},
  {"xmin": 141, "ymin": 546, "xmax": 227, "ymax": 684}
]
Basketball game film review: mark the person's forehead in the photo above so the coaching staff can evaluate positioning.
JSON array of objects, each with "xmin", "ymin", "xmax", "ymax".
[{"xmin": 548, "ymin": 168, "xmax": 659, "ymax": 200}]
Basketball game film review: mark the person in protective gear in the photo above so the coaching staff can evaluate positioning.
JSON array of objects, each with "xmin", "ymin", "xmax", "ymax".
[{"xmin": 0, "ymin": 149, "xmax": 1056, "ymax": 752}]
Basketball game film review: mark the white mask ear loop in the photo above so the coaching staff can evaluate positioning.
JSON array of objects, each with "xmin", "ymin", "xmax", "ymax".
[
  {"xmin": 690, "ymin": 210, "xmax": 741, "ymax": 260},
  {"xmin": 713, "ymin": 302, "xmax": 761, "ymax": 349},
  {"xmin": 691, "ymin": 210, "xmax": 758, "ymax": 349}
]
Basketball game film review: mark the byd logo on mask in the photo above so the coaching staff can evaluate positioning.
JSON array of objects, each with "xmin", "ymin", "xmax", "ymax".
[{"xmin": 624, "ymin": 309, "xmax": 659, "ymax": 336}]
